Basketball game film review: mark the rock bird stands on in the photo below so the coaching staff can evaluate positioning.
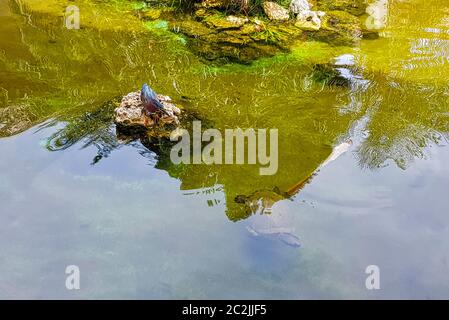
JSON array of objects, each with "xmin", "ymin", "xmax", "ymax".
[{"xmin": 140, "ymin": 83, "xmax": 170, "ymax": 117}]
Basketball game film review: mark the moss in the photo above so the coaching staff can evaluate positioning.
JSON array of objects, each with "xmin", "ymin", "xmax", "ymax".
[
  {"xmin": 144, "ymin": 19, "xmax": 169, "ymax": 31},
  {"xmin": 203, "ymin": 13, "xmax": 248, "ymax": 29},
  {"xmin": 247, "ymin": 42, "xmax": 281, "ymax": 58},
  {"xmin": 311, "ymin": 10, "xmax": 362, "ymax": 46},
  {"xmin": 170, "ymin": 16, "xmax": 260, "ymax": 62},
  {"xmin": 190, "ymin": 40, "xmax": 281, "ymax": 64},
  {"xmin": 217, "ymin": 31, "xmax": 252, "ymax": 44},
  {"xmin": 239, "ymin": 22, "xmax": 261, "ymax": 34},
  {"xmin": 271, "ymin": 23, "xmax": 305, "ymax": 44},
  {"xmin": 316, "ymin": 0, "xmax": 367, "ymax": 16},
  {"xmin": 275, "ymin": 0, "xmax": 293, "ymax": 8},
  {"xmin": 251, "ymin": 29, "xmax": 282, "ymax": 44},
  {"xmin": 171, "ymin": 18, "xmax": 215, "ymax": 38},
  {"xmin": 250, "ymin": 24, "xmax": 301, "ymax": 46},
  {"xmin": 140, "ymin": 8, "xmax": 163, "ymax": 20},
  {"xmin": 194, "ymin": 8, "xmax": 210, "ymax": 19},
  {"xmin": 131, "ymin": 1, "xmax": 148, "ymax": 10}
]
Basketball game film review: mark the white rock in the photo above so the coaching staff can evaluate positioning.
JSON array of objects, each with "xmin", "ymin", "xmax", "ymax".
[
  {"xmin": 263, "ymin": 2, "xmax": 290, "ymax": 21},
  {"xmin": 289, "ymin": 0, "xmax": 311, "ymax": 14},
  {"xmin": 290, "ymin": 0, "xmax": 324, "ymax": 31},
  {"xmin": 365, "ymin": 0, "xmax": 388, "ymax": 30},
  {"xmin": 226, "ymin": 15, "xmax": 249, "ymax": 26}
]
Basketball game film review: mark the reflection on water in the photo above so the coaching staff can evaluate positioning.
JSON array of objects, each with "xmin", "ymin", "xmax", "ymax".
[{"xmin": 1, "ymin": 0, "xmax": 449, "ymax": 298}]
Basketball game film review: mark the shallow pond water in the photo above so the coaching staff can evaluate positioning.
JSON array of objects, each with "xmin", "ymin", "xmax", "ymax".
[{"xmin": 0, "ymin": 0, "xmax": 449, "ymax": 298}]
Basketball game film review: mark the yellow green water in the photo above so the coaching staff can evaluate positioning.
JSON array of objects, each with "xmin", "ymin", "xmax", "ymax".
[{"xmin": 0, "ymin": 0, "xmax": 449, "ymax": 298}]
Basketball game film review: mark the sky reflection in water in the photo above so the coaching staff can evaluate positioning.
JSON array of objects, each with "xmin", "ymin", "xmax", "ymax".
[{"xmin": 0, "ymin": 0, "xmax": 449, "ymax": 298}]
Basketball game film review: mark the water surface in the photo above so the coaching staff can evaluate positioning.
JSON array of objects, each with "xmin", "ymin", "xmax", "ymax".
[{"xmin": 0, "ymin": 0, "xmax": 449, "ymax": 299}]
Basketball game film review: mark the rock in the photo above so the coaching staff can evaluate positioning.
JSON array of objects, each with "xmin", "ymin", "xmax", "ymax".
[
  {"xmin": 316, "ymin": 0, "xmax": 367, "ymax": 17},
  {"xmin": 294, "ymin": 10, "xmax": 326, "ymax": 31},
  {"xmin": 226, "ymin": 15, "xmax": 249, "ymax": 27},
  {"xmin": 193, "ymin": 40, "xmax": 281, "ymax": 64},
  {"xmin": 263, "ymin": 2, "xmax": 290, "ymax": 21},
  {"xmin": 311, "ymin": 63, "xmax": 352, "ymax": 87},
  {"xmin": 289, "ymin": 0, "xmax": 312, "ymax": 14},
  {"xmin": 197, "ymin": 0, "xmax": 228, "ymax": 9},
  {"xmin": 239, "ymin": 22, "xmax": 263, "ymax": 35},
  {"xmin": 365, "ymin": 0, "xmax": 388, "ymax": 30},
  {"xmin": 290, "ymin": 0, "xmax": 325, "ymax": 31},
  {"xmin": 311, "ymin": 10, "xmax": 362, "ymax": 46},
  {"xmin": 204, "ymin": 14, "xmax": 249, "ymax": 30},
  {"xmin": 170, "ymin": 16, "xmax": 303, "ymax": 64},
  {"xmin": 114, "ymin": 91, "xmax": 181, "ymax": 133},
  {"xmin": 0, "ymin": 103, "xmax": 33, "ymax": 137},
  {"xmin": 175, "ymin": 18, "xmax": 215, "ymax": 38}
]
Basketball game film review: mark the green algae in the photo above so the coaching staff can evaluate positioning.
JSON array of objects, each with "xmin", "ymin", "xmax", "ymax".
[{"xmin": 144, "ymin": 17, "xmax": 190, "ymax": 46}]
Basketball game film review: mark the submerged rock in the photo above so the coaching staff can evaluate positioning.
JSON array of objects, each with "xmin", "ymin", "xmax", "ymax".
[
  {"xmin": 311, "ymin": 10, "xmax": 362, "ymax": 46},
  {"xmin": 246, "ymin": 201, "xmax": 301, "ymax": 248},
  {"xmin": 114, "ymin": 91, "xmax": 181, "ymax": 134},
  {"xmin": 171, "ymin": 14, "xmax": 302, "ymax": 64},
  {"xmin": 311, "ymin": 62, "xmax": 355, "ymax": 87},
  {"xmin": 263, "ymin": 2, "xmax": 290, "ymax": 21}
]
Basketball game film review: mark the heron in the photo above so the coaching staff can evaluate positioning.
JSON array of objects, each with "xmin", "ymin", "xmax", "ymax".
[{"xmin": 140, "ymin": 83, "xmax": 170, "ymax": 117}]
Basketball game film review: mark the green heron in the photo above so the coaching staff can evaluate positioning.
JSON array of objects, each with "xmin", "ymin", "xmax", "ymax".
[{"xmin": 140, "ymin": 83, "xmax": 170, "ymax": 116}]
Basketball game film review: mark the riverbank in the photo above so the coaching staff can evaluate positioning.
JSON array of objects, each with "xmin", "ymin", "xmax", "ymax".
[{"xmin": 138, "ymin": 0, "xmax": 381, "ymax": 63}]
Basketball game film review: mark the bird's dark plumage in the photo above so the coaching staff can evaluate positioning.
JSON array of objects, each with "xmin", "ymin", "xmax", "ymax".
[{"xmin": 140, "ymin": 83, "xmax": 169, "ymax": 116}]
